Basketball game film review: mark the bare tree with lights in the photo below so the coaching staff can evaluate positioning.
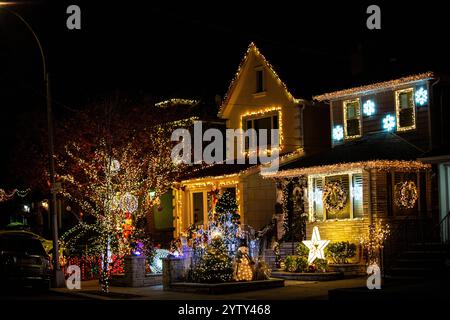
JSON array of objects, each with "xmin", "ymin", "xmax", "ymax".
[{"xmin": 56, "ymin": 95, "xmax": 194, "ymax": 292}]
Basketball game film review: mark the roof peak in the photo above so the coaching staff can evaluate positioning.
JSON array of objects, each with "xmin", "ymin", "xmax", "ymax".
[{"xmin": 217, "ymin": 42, "xmax": 301, "ymax": 117}]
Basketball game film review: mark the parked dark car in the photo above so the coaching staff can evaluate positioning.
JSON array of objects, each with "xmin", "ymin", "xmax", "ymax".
[{"xmin": 0, "ymin": 231, "xmax": 51, "ymax": 289}]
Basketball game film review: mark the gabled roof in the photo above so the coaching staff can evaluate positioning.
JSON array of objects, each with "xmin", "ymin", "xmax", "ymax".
[
  {"xmin": 313, "ymin": 72, "xmax": 435, "ymax": 102},
  {"xmin": 264, "ymin": 132, "xmax": 428, "ymax": 177},
  {"xmin": 218, "ymin": 42, "xmax": 301, "ymax": 118}
]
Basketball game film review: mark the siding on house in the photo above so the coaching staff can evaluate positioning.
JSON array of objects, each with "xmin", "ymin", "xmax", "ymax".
[{"xmin": 330, "ymin": 80, "xmax": 431, "ymax": 151}]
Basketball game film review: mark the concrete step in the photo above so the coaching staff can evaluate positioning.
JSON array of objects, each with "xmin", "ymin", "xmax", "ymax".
[
  {"xmin": 383, "ymin": 274, "xmax": 427, "ymax": 282},
  {"xmin": 388, "ymin": 266, "xmax": 436, "ymax": 277},
  {"xmin": 393, "ymin": 258, "xmax": 444, "ymax": 268},
  {"xmin": 399, "ymin": 250, "xmax": 445, "ymax": 259}
]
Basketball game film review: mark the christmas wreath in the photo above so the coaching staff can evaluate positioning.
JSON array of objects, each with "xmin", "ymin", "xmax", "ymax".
[
  {"xmin": 323, "ymin": 181, "xmax": 347, "ymax": 213},
  {"xmin": 395, "ymin": 181, "xmax": 418, "ymax": 209}
]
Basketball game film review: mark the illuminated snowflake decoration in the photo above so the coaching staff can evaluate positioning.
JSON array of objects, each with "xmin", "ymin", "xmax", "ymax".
[
  {"xmin": 332, "ymin": 125, "xmax": 344, "ymax": 141},
  {"xmin": 415, "ymin": 87, "xmax": 428, "ymax": 106},
  {"xmin": 363, "ymin": 100, "xmax": 376, "ymax": 116},
  {"xmin": 382, "ymin": 114, "xmax": 396, "ymax": 131}
]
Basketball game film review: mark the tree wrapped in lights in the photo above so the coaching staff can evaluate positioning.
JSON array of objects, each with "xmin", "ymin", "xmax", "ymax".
[
  {"xmin": 57, "ymin": 95, "xmax": 194, "ymax": 292},
  {"xmin": 211, "ymin": 190, "xmax": 240, "ymax": 250},
  {"xmin": 359, "ymin": 221, "xmax": 390, "ymax": 264},
  {"xmin": 189, "ymin": 235, "xmax": 234, "ymax": 283}
]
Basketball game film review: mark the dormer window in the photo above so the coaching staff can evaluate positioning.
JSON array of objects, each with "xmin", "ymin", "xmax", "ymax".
[
  {"xmin": 255, "ymin": 68, "xmax": 264, "ymax": 93},
  {"xmin": 395, "ymin": 88, "xmax": 416, "ymax": 131},
  {"xmin": 343, "ymin": 98, "xmax": 361, "ymax": 139}
]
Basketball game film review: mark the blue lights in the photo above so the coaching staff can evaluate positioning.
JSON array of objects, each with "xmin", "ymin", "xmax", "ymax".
[
  {"xmin": 382, "ymin": 114, "xmax": 396, "ymax": 131},
  {"xmin": 363, "ymin": 100, "xmax": 376, "ymax": 116},
  {"xmin": 415, "ymin": 87, "xmax": 428, "ymax": 106},
  {"xmin": 332, "ymin": 125, "xmax": 344, "ymax": 141}
]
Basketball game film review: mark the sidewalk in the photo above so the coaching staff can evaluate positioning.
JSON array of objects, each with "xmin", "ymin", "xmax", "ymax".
[{"xmin": 51, "ymin": 277, "xmax": 367, "ymax": 300}]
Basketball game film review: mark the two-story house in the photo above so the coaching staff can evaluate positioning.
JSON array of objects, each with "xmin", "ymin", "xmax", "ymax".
[
  {"xmin": 263, "ymin": 72, "xmax": 449, "ymax": 261},
  {"xmin": 171, "ymin": 43, "xmax": 328, "ymax": 238}
]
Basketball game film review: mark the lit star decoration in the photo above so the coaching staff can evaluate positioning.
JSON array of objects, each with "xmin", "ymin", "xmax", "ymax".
[
  {"xmin": 415, "ymin": 87, "xmax": 428, "ymax": 106},
  {"xmin": 332, "ymin": 125, "xmax": 344, "ymax": 141},
  {"xmin": 302, "ymin": 226, "xmax": 330, "ymax": 264},
  {"xmin": 382, "ymin": 114, "xmax": 396, "ymax": 131},
  {"xmin": 363, "ymin": 100, "xmax": 376, "ymax": 116}
]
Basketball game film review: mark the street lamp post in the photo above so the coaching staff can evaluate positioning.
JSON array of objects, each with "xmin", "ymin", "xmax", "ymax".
[{"xmin": 1, "ymin": 6, "xmax": 65, "ymax": 287}]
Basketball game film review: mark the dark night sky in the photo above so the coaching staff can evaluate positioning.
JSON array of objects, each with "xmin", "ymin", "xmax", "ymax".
[{"xmin": 1, "ymin": 1, "xmax": 449, "ymax": 185}]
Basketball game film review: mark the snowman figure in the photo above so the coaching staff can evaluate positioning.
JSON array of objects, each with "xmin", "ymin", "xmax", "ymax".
[{"xmin": 235, "ymin": 241, "xmax": 254, "ymax": 281}]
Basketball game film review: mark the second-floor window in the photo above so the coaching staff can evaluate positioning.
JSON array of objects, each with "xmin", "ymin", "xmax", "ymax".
[
  {"xmin": 245, "ymin": 115, "xmax": 278, "ymax": 151},
  {"xmin": 256, "ymin": 69, "xmax": 264, "ymax": 93},
  {"xmin": 395, "ymin": 88, "xmax": 416, "ymax": 131},
  {"xmin": 343, "ymin": 99, "xmax": 361, "ymax": 139}
]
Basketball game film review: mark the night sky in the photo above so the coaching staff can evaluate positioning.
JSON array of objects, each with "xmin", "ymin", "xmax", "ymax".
[{"xmin": 1, "ymin": 1, "xmax": 449, "ymax": 186}]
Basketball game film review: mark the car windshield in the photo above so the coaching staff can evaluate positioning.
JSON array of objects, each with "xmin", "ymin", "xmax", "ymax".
[{"xmin": 0, "ymin": 237, "xmax": 46, "ymax": 256}]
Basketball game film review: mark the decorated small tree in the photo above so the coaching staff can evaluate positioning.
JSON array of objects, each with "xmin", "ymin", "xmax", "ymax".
[
  {"xmin": 359, "ymin": 221, "xmax": 390, "ymax": 265},
  {"xmin": 211, "ymin": 190, "xmax": 240, "ymax": 251},
  {"xmin": 215, "ymin": 190, "xmax": 238, "ymax": 216},
  {"xmin": 189, "ymin": 236, "xmax": 234, "ymax": 283}
]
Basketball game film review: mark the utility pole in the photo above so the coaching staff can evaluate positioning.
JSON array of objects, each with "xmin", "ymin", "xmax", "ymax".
[{"xmin": 46, "ymin": 73, "xmax": 65, "ymax": 287}]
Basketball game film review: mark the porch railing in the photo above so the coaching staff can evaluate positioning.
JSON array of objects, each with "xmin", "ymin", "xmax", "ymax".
[{"xmin": 383, "ymin": 212, "xmax": 450, "ymax": 273}]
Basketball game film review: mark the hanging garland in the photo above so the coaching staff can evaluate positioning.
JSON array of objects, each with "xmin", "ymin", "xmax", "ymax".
[
  {"xmin": 0, "ymin": 188, "xmax": 30, "ymax": 202},
  {"xmin": 323, "ymin": 182, "xmax": 347, "ymax": 213},
  {"xmin": 394, "ymin": 181, "xmax": 418, "ymax": 209}
]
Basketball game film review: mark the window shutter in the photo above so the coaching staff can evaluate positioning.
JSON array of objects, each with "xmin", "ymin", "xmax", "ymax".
[
  {"xmin": 313, "ymin": 178, "xmax": 324, "ymax": 221},
  {"xmin": 352, "ymin": 174, "xmax": 363, "ymax": 218}
]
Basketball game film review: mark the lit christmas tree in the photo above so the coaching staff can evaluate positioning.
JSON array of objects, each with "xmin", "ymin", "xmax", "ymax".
[
  {"xmin": 213, "ymin": 190, "xmax": 241, "ymax": 251},
  {"xmin": 190, "ymin": 235, "xmax": 234, "ymax": 283}
]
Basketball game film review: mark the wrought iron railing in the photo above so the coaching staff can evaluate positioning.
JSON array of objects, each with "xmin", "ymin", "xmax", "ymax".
[
  {"xmin": 383, "ymin": 212, "xmax": 450, "ymax": 274},
  {"xmin": 439, "ymin": 212, "xmax": 450, "ymax": 246}
]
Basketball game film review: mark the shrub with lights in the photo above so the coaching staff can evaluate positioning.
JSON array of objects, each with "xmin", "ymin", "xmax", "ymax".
[
  {"xmin": 325, "ymin": 241, "xmax": 357, "ymax": 264},
  {"xmin": 188, "ymin": 235, "xmax": 235, "ymax": 283}
]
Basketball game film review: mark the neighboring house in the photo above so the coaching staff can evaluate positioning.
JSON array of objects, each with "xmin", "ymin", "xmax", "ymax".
[
  {"xmin": 172, "ymin": 43, "xmax": 329, "ymax": 237},
  {"xmin": 263, "ymin": 72, "xmax": 450, "ymax": 263}
]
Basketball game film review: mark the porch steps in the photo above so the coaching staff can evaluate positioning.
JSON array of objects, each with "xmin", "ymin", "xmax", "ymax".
[
  {"xmin": 263, "ymin": 242, "xmax": 299, "ymax": 269},
  {"xmin": 384, "ymin": 242, "xmax": 448, "ymax": 282}
]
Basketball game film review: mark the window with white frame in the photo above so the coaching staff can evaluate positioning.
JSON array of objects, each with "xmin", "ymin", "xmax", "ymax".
[
  {"xmin": 343, "ymin": 99, "xmax": 362, "ymax": 139},
  {"xmin": 191, "ymin": 186, "xmax": 238, "ymax": 225},
  {"xmin": 309, "ymin": 172, "xmax": 363, "ymax": 221},
  {"xmin": 395, "ymin": 88, "xmax": 416, "ymax": 131},
  {"xmin": 244, "ymin": 114, "xmax": 279, "ymax": 151}
]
